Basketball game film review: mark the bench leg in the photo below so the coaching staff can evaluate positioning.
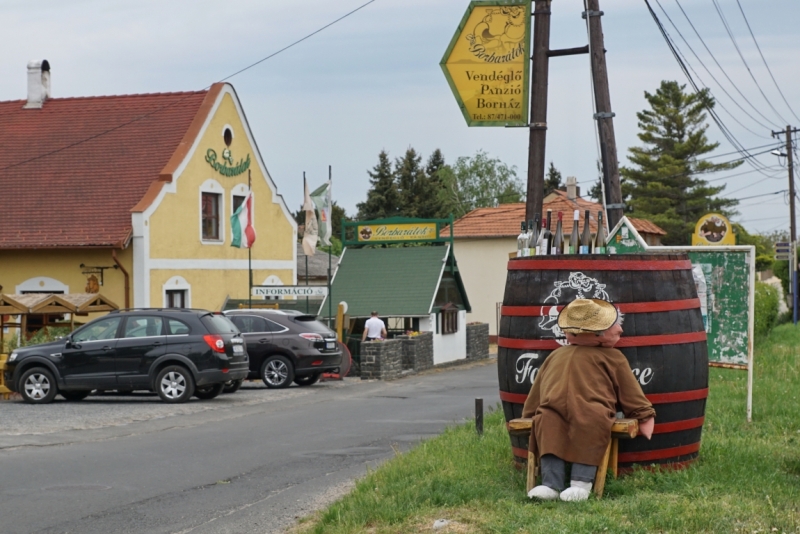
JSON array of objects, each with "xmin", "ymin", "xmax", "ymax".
[
  {"xmin": 526, "ymin": 451, "xmax": 537, "ymax": 493},
  {"xmin": 593, "ymin": 440, "xmax": 612, "ymax": 499},
  {"xmin": 610, "ymin": 438, "xmax": 619, "ymax": 479}
]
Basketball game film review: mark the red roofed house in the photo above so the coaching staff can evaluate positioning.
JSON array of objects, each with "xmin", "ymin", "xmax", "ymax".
[
  {"xmin": 0, "ymin": 61, "xmax": 296, "ymax": 335},
  {"xmin": 450, "ymin": 179, "xmax": 666, "ymax": 339}
]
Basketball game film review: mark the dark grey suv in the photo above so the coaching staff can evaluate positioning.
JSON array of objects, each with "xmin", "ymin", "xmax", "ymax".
[
  {"xmin": 224, "ymin": 309, "xmax": 341, "ymax": 388},
  {"xmin": 5, "ymin": 309, "xmax": 249, "ymax": 404}
]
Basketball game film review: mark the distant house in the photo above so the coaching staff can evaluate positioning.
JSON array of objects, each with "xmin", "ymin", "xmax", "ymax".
[
  {"xmin": 448, "ymin": 183, "xmax": 666, "ymax": 339},
  {"xmin": 0, "ymin": 61, "xmax": 297, "ymax": 329}
]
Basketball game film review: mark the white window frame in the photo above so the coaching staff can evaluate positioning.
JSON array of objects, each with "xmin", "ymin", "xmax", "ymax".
[
  {"xmin": 163, "ymin": 276, "xmax": 191, "ymax": 308},
  {"xmin": 199, "ymin": 179, "xmax": 225, "ymax": 245},
  {"xmin": 231, "ymin": 183, "xmax": 249, "ymax": 220}
]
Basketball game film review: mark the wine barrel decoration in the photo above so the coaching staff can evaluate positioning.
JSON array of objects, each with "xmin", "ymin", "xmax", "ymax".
[{"xmin": 497, "ymin": 254, "xmax": 708, "ymax": 472}]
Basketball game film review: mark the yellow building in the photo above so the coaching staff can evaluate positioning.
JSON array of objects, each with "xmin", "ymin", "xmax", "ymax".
[{"xmin": 0, "ymin": 61, "xmax": 296, "ymax": 334}]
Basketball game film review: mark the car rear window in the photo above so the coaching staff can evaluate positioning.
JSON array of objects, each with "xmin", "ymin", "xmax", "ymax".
[
  {"xmin": 201, "ymin": 314, "xmax": 239, "ymax": 334},
  {"xmin": 292, "ymin": 316, "xmax": 333, "ymax": 334}
]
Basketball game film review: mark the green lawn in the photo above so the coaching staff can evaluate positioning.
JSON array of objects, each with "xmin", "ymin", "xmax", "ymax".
[{"xmin": 296, "ymin": 324, "xmax": 800, "ymax": 533}]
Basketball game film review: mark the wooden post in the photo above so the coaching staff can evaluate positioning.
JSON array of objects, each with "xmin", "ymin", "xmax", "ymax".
[
  {"xmin": 525, "ymin": 0, "xmax": 552, "ymax": 222},
  {"xmin": 475, "ymin": 397, "xmax": 484, "ymax": 435},
  {"xmin": 586, "ymin": 0, "xmax": 624, "ymax": 229}
]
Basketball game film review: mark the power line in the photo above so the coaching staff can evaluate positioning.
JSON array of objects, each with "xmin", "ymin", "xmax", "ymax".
[
  {"xmin": 0, "ymin": 0, "xmax": 378, "ymax": 172},
  {"xmin": 710, "ymin": 0, "xmax": 790, "ymax": 126},
  {"xmin": 671, "ymin": 0, "xmax": 782, "ymax": 130},
  {"xmin": 734, "ymin": 0, "xmax": 800, "ymax": 124}
]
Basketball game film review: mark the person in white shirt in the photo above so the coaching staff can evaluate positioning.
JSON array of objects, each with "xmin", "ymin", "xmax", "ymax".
[{"xmin": 362, "ymin": 311, "xmax": 387, "ymax": 342}]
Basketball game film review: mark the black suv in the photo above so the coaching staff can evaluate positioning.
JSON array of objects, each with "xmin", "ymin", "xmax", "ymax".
[
  {"xmin": 5, "ymin": 309, "xmax": 248, "ymax": 404},
  {"xmin": 224, "ymin": 309, "xmax": 341, "ymax": 388}
]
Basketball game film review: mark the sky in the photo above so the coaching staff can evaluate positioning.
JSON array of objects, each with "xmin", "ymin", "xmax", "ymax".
[{"xmin": 3, "ymin": 0, "xmax": 799, "ymax": 235}]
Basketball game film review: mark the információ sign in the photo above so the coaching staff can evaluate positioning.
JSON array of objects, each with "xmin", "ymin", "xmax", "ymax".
[
  {"xmin": 252, "ymin": 286, "xmax": 328, "ymax": 298},
  {"xmin": 440, "ymin": 1, "xmax": 530, "ymax": 127}
]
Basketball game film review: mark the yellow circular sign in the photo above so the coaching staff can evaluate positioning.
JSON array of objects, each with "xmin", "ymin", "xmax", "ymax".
[{"xmin": 692, "ymin": 213, "xmax": 735, "ymax": 246}]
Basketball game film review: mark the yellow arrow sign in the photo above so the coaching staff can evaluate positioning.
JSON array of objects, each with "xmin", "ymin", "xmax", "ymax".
[{"xmin": 440, "ymin": 1, "xmax": 530, "ymax": 127}]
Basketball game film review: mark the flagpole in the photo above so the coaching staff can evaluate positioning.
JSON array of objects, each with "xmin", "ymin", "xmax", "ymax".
[
  {"xmin": 328, "ymin": 165, "xmax": 333, "ymax": 329},
  {"xmin": 304, "ymin": 172, "xmax": 309, "ymax": 314},
  {"xmin": 248, "ymin": 169, "xmax": 252, "ymax": 309}
]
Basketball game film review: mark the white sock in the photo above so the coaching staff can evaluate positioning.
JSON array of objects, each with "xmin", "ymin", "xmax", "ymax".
[
  {"xmin": 560, "ymin": 480, "xmax": 592, "ymax": 502},
  {"xmin": 528, "ymin": 485, "xmax": 559, "ymax": 500}
]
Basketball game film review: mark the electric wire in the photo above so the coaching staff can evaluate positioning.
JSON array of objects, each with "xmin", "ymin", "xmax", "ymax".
[
  {"xmin": 0, "ymin": 0, "xmax": 378, "ymax": 172},
  {"xmin": 710, "ymin": 0, "xmax": 791, "ymax": 126},
  {"xmin": 672, "ymin": 0, "xmax": 782, "ymax": 129}
]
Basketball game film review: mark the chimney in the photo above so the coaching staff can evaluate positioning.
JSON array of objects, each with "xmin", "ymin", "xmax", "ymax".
[
  {"xmin": 566, "ymin": 176, "xmax": 578, "ymax": 200},
  {"xmin": 24, "ymin": 59, "xmax": 51, "ymax": 109}
]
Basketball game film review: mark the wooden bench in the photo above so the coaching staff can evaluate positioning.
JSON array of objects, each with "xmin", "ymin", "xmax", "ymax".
[{"xmin": 508, "ymin": 417, "xmax": 639, "ymax": 498}]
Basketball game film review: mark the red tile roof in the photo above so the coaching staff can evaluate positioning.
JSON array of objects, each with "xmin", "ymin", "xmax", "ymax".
[
  {"xmin": 449, "ymin": 191, "xmax": 666, "ymax": 238},
  {"xmin": 0, "ymin": 88, "xmax": 213, "ymax": 248}
]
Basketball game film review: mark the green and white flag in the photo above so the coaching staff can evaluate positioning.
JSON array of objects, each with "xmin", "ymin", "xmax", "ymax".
[
  {"xmin": 230, "ymin": 191, "xmax": 256, "ymax": 248},
  {"xmin": 310, "ymin": 180, "xmax": 332, "ymax": 246}
]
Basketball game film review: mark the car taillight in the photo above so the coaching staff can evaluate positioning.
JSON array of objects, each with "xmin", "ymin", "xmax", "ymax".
[
  {"xmin": 299, "ymin": 333, "xmax": 323, "ymax": 342},
  {"xmin": 203, "ymin": 334, "xmax": 226, "ymax": 353}
]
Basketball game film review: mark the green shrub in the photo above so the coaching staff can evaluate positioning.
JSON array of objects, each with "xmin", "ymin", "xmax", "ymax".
[{"xmin": 754, "ymin": 281, "xmax": 779, "ymax": 338}]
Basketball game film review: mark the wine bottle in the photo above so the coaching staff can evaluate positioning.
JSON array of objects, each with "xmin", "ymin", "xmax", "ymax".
[
  {"xmin": 580, "ymin": 210, "xmax": 592, "ymax": 254},
  {"xmin": 538, "ymin": 216, "xmax": 549, "ymax": 255},
  {"xmin": 517, "ymin": 221, "xmax": 527, "ymax": 258},
  {"xmin": 530, "ymin": 214, "xmax": 540, "ymax": 256},
  {"xmin": 595, "ymin": 211, "xmax": 607, "ymax": 253},
  {"xmin": 551, "ymin": 211, "xmax": 564, "ymax": 255},
  {"xmin": 568, "ymin": 210, "xmax": 580, "ymax": 254}
]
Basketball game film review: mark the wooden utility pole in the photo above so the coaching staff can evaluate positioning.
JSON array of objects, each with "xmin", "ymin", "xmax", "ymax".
[
  {"xmin": 772, "ymin": 125, "xmax": 799, "ymax": 324},
  {"xmin": 585, "ymin": 0, "xmax": 624, "ymax": 229},
  {"xmin": 525, "ymin": 0, "xmax": 552, "ymax": 222}
]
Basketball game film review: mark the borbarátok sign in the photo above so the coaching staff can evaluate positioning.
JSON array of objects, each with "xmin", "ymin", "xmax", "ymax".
[
  {"xmin": 440, "ymin": 1, "xmax": 531, "ymax": 127},
  {"xmin": 252, "ymin": 286, "xmax": 328, "ymax": 298},
  {"xmin": 357, "ymin": 222, "xmax": 437, "ymax": 243}
]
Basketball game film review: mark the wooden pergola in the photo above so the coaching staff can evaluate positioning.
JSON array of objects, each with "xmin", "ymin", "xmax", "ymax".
[{"xmin": 0, "ymin": 293, "xmax": 119, "ymax": 347}]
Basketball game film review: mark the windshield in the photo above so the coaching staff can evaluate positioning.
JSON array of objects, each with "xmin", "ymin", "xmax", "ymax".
[{"xmin": 201, "ymin": 314, "xmax": 239, "ymax": 334}]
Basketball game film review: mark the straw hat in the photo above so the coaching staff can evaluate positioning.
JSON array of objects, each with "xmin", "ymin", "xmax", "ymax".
[{"xmin": 557, "ymin": 298, "xmax": 618, "ymax": 334}]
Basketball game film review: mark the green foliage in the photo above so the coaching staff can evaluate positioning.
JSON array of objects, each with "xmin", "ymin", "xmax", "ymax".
[
  {"xmin": 5, "ymin": 327, "xmax": 71, "ymax": 351},
  {"xmin": 298, "ymin": 327, "xmax": 800, "ymax": 533},
  {"xmin": 544, "ymin": 162, "xmax": 563, "ymax": 197},
  {"xmin": 356, "ymin": 151, "xmax": 400, "ymax": 220},
  {"xmin": 621, "ymin": 81, "xmax": 741, "ymax": 245},
  {"xmin": 733, "ymin": 223, "xmax": 776, "ymax": 272},
  {"xmin": 773, "ymin": 260, "xmax": 790, "ymax": 296},
  {"xmin": 438, "ymin": 150, "xmax": 525, "ymax": 219},
  {"xmin": 318, "ymin": 236, "xmax": 343, "ymax": 257},
  {"xmin": 394, "ymin": 148, "xmax": 425, "ymax": 218},
  {"xmin": 754, "ymin": 281, "xmax": 779, "ymax": 338}
]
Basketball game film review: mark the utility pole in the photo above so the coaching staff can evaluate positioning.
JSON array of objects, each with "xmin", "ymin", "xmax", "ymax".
[
  {"xmin": 585, "ymin": 0, "xmax": 624, "ymax": 229},
  {"xmin": 525, "ymin": 0, "xmax": 552, "ymax": 222},
  {"xmin": 772, "ymin": 125, "xmax": 799, "ymax": 324}
]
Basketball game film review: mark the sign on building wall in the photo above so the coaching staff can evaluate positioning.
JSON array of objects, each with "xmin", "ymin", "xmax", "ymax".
[
  {"xmin": 252, "ymin": 286, "xmax": 328, "ymax": 298},
  {"xmin": 440, "ymin": 1, "xmax": 531, "ymax": 127},
  {"xmin": 692, "ymin": 213, "xmax": 735, "ymax": 246}
]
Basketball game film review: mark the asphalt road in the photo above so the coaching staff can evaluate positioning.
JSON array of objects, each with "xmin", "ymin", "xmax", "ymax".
[{"xmin": 0, "ymin": 360, "xmax": 500, "ymax": 534}]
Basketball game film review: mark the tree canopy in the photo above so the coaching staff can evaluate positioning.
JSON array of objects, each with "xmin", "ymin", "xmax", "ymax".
[
  {"xmin": 544, "ymin": 162, "xmax": 563, "ymax": 197},
  {"xmin": 621, "ymin": 80, "xmax": 740, "ymax": 245}
]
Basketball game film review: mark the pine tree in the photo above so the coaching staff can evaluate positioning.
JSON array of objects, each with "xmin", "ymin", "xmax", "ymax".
[
  {"xmin": 415, "ymin": 149, "xmax": 448, "ymax": 219},
  {"xmin": 544, "ymin": 162, "xmax": 563, "ymax": 197},
  {"xmin": 356, "ymin": 151, "xmax": 400, "ymax": 220},
  {"xmin": 395, "ymin": 148, "xmax": 425, "ymax": 217},
  {"xmin": 621, "ymin": 81, "xmax": 740, "ymax": 245}
]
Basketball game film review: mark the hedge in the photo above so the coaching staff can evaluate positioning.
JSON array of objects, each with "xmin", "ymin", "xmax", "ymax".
[{"xmin": 754, "ymin": 281, "xmax": 779, "ymax": 338}]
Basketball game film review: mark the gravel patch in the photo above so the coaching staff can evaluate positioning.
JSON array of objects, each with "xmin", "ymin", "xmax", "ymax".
[{"xmin": 0, "ymin": 379, "xmax": 356, "ymax": 437}]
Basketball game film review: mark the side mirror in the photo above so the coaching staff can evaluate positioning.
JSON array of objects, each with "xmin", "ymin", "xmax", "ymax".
[{"xmin": 65, "ymin": 336, "xmax": 74, "ymax": 348}]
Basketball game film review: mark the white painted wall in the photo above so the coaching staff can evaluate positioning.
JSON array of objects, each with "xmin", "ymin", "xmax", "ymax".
[
  {"xmin": 453, "ymin": 237, "xmax": 516, "ymax": 336},
  {"xmin": 420, "ymin": 310, "xmax": 467, "ymax": 365}
]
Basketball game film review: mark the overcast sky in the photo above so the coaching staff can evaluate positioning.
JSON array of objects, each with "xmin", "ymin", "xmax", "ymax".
[{"xmin": 3, "ymin": 0, "xmax": 799, "ymax": 235}]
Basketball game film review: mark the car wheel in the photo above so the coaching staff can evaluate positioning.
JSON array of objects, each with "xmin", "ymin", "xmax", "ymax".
[
  {"xmin": 194, "ymin": 383, "xmax": 224, "ymax": 400},
  {"xmin": 60, "ymin": 390, "xmax": 91, "ymax": 401},
  {"xmin": 261, "ymin": 355, "xmax": 294, "ymax": 389},
  {"xmin": 293, "ymin": 373, "xmax": 321, "ymax": 386},
  {"xmin": 155, "ymin": 365, "xmax": 195, "ymax": 403},
  {"xmin": 19, "ymin": 367, "xmax": 58, "ymax": 404},
  {"xmin": 222, "ymin": 379, "xmax": 243, "ymax": 394}
]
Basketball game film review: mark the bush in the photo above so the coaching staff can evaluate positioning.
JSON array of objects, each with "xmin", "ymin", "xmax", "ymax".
[{"xmin": 754, "ymin": 281, "xmax": 779, "ymax": 338}]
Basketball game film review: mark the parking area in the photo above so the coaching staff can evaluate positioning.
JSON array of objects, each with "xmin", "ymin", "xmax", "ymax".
[{"xmin": 1, "ymin": 379, "xmax": 355, "ymax": 439}]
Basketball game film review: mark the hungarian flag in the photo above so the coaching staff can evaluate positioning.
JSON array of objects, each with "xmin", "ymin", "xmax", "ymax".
[
  {"xmin": 231, "ymin": 191, "xmax": 256, "ymax": 248},
  {"xmin": 310, "ymin": 181, "xmax": 332, "ymax": 246}
]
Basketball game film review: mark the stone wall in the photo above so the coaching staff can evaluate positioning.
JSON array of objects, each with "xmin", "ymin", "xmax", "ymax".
[
  {"xmin": 397, "ymin": 331, "xmax": 434, "ymax": 373},
  {"xmin": 360, "ymin": 339, "xmax": 402, "ymax": 380},
  {"xmin": 466, "ymin": 323, "xmax": 490, "ymax": 360}
]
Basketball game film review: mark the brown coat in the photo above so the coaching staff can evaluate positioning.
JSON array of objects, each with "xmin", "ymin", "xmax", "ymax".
[{"xmin": 522, "ymin": 345, "xmax": 656, "ymax": 466}]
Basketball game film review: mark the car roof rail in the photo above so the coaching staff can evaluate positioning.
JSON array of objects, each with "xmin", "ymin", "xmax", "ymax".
[{"xmin": 108, "ymin": 308, "xmax": 211, "ymax": 314}]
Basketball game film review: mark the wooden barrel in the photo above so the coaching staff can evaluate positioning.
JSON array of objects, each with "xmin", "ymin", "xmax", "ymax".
[{"xmin": 497, "ymin": 254, "xmax": 708, "ymax": 472}]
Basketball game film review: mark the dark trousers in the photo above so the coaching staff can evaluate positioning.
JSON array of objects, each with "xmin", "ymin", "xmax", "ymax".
[{"xmin": 540, "ymin": 454, "xmax": 597, "ymax": 491}]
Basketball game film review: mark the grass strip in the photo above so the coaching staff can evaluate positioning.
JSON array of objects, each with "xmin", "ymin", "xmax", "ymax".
[{"xmin": 296, "ymin": 324, "xmax": 800, "ymax": 533}]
